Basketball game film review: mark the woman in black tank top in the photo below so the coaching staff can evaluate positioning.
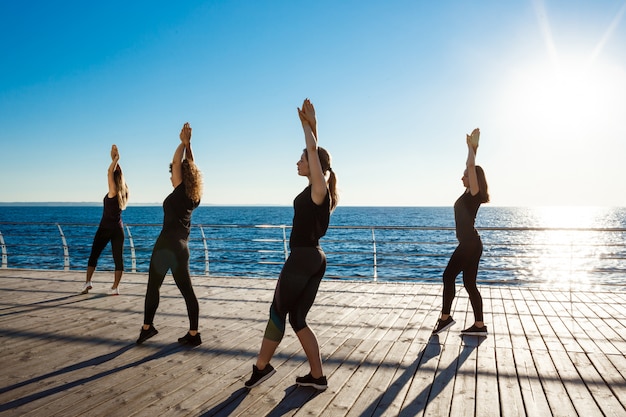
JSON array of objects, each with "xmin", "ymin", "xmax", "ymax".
[
  {"xmin": 136, "ymin": 123, "xmax": 204, "ymax": 347},
  {"xmin": 431, "ymin": 128, "xmax": 490, "ymax": 337},
  {"xmin": 245, "ymin": 99, "xmax": 339, "ymax": 390},
  {"xmin": 81, "ymin": 144, "xmax": 129, "ymax": 295}
]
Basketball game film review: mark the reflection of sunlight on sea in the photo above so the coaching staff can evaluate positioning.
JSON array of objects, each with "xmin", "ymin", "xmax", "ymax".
[{"xmin": 525, "ymin": 207, "xmax": 623, "ymax": 290}]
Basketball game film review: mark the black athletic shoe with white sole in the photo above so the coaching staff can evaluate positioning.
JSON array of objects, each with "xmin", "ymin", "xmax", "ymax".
[
  {"xmin": 245, "ymin": 364, "xmax": 276, "ymax": 388},
  {"xmin": 461, "ymin": 324, "xmax": 488, "ymax": 336},
  {"xmin": 432, "ymin": 316, "xmax": 456, "ymax": 335},
  {"xmin": 296, "ymin": 373, "xmax": 328, "ymax": 390}
]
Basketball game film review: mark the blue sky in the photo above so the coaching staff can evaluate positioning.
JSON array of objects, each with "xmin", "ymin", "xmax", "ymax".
[{"xmin": 1, "ymin": 0, "xmax": 625, "ymax": 207}]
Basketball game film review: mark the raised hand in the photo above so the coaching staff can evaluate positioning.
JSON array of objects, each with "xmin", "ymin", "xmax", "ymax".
[
  {"xmin": 297, "ymin": 98, "xmax": 317, "ymax": 132},
  {"xmin": 180, "ymin": 122, "xmax": 192, "ymax": 146},
  {"xmin": 468, "ymin": 128, "xmax": 480, "ymax": 153},
  {"xmin": 111, "ymin": 144, "xmax": 120, "ymax": 161}
]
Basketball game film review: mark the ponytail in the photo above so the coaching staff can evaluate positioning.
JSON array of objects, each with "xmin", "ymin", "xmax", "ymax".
[
  {"xmin": 315, "ymin": 147, "xmax": 339, "ymax": 212},
  {"xmin": 114, "ymin": 168, "xmax": 129, "ymax": 210},
  {"xmin": 327, "ymin": 167, "xmax": 339, "ymax": 212},
  {"xmin": 475, "ymin": 165, "xmax": 490, "ymax": 204}
]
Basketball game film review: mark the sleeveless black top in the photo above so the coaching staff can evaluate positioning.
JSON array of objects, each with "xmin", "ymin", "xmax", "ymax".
[
  {"xmin": 161, "ymin": 183, "xmax": 200, "ymax": 241},
  {"xmin": 289, "ymin": 185, "xmax": 331, "ymax": 248},
  {"xmin": 99, "ymin": 194, "xmax": 122, "ymax": 229},
  {"xmin": 453, "ymin": 191, "xmax": 482, "ymax": 243}
]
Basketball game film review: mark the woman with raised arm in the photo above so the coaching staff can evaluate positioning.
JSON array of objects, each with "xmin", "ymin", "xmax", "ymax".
[
  {"xmin": 136, "ymin": 122, "xmax": 204, "ymax": 346},
  {"xmin": 81, "ymin": 144, "xmax": 129, "ymax": 295},
  {"xmin": 432, "ymin": 128, "xmax": 490, "ymax": 337},
  {"xmin": 245, "ymin": 98, "xmax": 339, "ymax": 390}
]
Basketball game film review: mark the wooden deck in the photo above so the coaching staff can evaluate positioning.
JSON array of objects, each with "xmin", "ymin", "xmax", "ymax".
[{"xmin": 0, "ymin": 269, "xmax": 625, "ymax": 417}]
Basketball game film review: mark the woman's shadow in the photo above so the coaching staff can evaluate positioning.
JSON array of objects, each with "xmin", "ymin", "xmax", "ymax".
[
  {"xmin": 359, "ymin": 334, "xmax": 484, "ymax": 416},
  {"xmin": 198, "ymin": 384, "xmax": 321, "ymax": 416}
]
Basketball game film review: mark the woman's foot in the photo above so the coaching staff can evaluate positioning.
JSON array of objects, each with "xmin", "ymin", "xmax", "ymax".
[
  {"xmin": 178, "ymin": 332, "xmax": 202, "ymax": 346},
  {"xmin": 81, "ymin": 281, "xmax": 92, "ymax": 294},
  {"xmin": 461, "ymin": 324, "xmax": 488, "ymax": 336},
  {"xmin": 136, "ymin": 324, "xmax": 159, "ymax": 344},
  {"xmin": 296, "ymin": 373, "xmax": 328, "ymax": 390},
  {"xmin": 432, "ymin": 316, "xmax": 455, "ymax": 335},
  {"xmin": 245, "ymin": 364, "xmax": 276, "ymax": 388}
]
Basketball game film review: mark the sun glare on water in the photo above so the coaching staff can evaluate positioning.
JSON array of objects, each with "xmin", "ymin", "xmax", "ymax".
[{"xmin": 525, "ymin": 206, "xmax": 620, "ymax": 289}]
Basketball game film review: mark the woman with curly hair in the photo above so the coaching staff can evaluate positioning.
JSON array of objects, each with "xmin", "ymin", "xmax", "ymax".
[
  {"xmin": 245, "ymin": 98, "xmax": 339, "ymax": 390},
  {"xmin": 81, "ymin": 144, "xmax": 129, "ymax": 295},
  {"xmin": 136, "ymin": 122, "xmax": 204, "ymax": 346}
]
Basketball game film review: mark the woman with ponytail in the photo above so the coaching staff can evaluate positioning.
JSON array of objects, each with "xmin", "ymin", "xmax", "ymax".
[
  {"xmin": 81, "ymin": 144, "xmax": 129, "ymax": 295},
  {"xmin": 431, "ymin": 128, "xmax": 490, "ymax": 337},
  {"xmin": 245, "ymin": 98, "xmax": 338, "ymax": 390}
]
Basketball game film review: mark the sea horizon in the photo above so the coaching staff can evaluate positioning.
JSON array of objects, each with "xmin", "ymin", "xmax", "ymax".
[{"xmin": 0, "ymin": 202, "xmax": 624, "ymax": 209}]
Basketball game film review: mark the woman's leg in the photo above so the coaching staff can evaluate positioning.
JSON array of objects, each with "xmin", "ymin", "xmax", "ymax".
[
  {"xmin": 289, "ymin": 248, "xmax": 326, "ymax": 377},
  {"xmin": 257, "ymin": 248, "xmax": 322, "ymax": 364},
  {"xmin": 110, "ymin": 227, "xmax": 125, "ymax": 289},
  {"xmin": 86, "ymin": 227, "xmax": 110, "ymax": 282},
  {"xmin": 171, "ymin": 245, "xmax": 199, "ymax": 333},
  {"xmin": 143, "ymin": 238, "xmax": 172, "ymax": 327},
  {"xmin": 441, "ymin": 245, "xmax": 465, "ymax": 317},
  {"xmin": 462, "ymin": 239, "xmax": 484, "ymax": 324},
  {"xmin": 296, "ymin": 326, "xmax": 323, "ymax": 378}
]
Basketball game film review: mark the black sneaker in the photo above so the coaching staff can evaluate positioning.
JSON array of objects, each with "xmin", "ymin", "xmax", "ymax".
[
  {"xmin": 244, "ymin": 364, "xmax": 276, "ymax": 388},
  {"xmin": 461, "ymin": 324, "xmax": 488, "ymax": 336},
  {"xmin": 136, "ymin": 325, "xmax": 159, "ymax": 344},
  {"xmin": 432, "ymin": 316, "xmax": 455, "ymax": 335},
  {"xmin": 296, "ymin": 373, "xmax": 328, "ymax": 390},
  {"xmin": 178, "ymin": 332, "xmax": 202, "ymax": 346}
]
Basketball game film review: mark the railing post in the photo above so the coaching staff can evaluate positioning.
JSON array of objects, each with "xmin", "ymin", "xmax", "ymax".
[
  {"xmin": 125, "ymin": 225, "xmax": 136, "ymax": 273},
  {"xmin": 0, "ymin": 231, "xmax": 7, "ymax": 269},
  {"xmin": 282, "ymin": 225, "xmax": 289, "ymax": 261},
  {"xmin": 372, "ymin": 228, "xmax": 378, "ymax": 282},
  {"xmin": 200, "ymin": 225, "xmax": 210, "ymax": 276},
  {"xmin": 56, "ymin": 223, "xmax": 70, "ymax": 271}
]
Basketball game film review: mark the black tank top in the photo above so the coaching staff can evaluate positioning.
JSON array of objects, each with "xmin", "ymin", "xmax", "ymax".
[
  {"xmin": 289, "ymin": 185, "xmax": 331, "ymax": 248},
  {"xmin": 454, "ymin": 191, "xmax": 482, "ymax": 242},
  {"xmin": 162, "ymin": 183, "xmax": 200, "ymax": 240},
  {"xmin": 99, "ymin": 194, "xmax": 122, "ymax": 229}
]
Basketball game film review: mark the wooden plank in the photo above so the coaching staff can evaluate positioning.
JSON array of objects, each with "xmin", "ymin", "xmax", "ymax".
[
  {"xmin": 495, "ymin": 347, "xmax": 525, "ymax": 417},
  {"xmin": 569, "ymin": 351, "xmax": 626, "ymax": 417},
  {"xmin": 475, "ymin": 287, "xmax": 499, "ymax": 417}
]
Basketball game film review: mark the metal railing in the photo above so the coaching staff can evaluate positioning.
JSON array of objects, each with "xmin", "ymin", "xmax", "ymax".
[{"xmin": 0, "ymin": 222, "xmax": 625, "ymax": 288}]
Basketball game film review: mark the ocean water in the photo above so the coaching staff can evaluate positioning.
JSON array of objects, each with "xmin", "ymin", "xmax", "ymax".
[{"xmin": 1, "ymin": 205, "xmax": 625, "ymax": 288}]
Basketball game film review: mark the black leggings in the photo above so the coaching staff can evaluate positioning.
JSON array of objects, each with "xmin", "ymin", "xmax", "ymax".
[
  {"xmin": 143, "ymin": 233, "xmax": 199, "ymax": 330},
  {"xmin": 87, "ymin": 225, "xmax": 124, "ymax": 271},
  {"xmin": 442, "ymin": 237, "xmax": 483, "ymax": 322},
  {"xmin": 263, "ymin": 246, "xmax": 326, "ymax": 342}
]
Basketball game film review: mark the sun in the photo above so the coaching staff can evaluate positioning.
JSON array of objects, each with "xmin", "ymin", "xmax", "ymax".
[
  {"xmin": 498, "ymin": 0, "xmax": 626, "ymax": 141},
  {"xmin": 505, "ymin": 55, "xmax": 623, "ymax": 139}
]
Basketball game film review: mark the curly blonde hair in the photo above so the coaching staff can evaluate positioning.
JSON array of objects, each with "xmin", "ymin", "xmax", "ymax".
[{"xmin": 182, "ymin": 159, "xmax": 203, "ymax": 203}]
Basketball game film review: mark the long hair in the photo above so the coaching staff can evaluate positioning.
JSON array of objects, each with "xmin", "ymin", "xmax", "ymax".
[
  {"xmin": 113, "ymin": 167, "xmax": 129, "ymax": 210},
  {"xmin": 182, "ymin": 159, "xmax": 203, "ymax": 203},
  {"xmin": 475, "ymin": 165, "xmax": 490, "ymax": 204},
  {"xmin": 305, "ymin": 146, "xmax": 339, "ymax": 212}
]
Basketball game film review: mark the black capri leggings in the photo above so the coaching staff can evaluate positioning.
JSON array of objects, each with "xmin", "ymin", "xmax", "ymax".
[
  {"xmin": 87, "ymin": 225, "xmax": 125, "ymax": 271},
  {"xmin": 143, "ymin": 233, "xmax": 199, "ymax": 330},
  {"xmin": 263, "ymin": 246, "xmax": 327, "ymax": 342},
  {"xmin": 442, "ymin": 237, "xmax": 484, "ymax": 322}
]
